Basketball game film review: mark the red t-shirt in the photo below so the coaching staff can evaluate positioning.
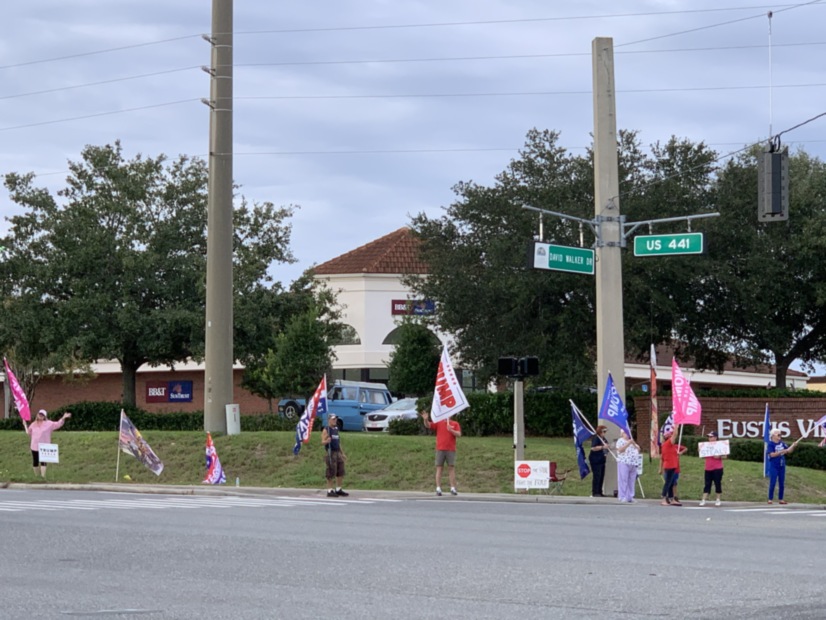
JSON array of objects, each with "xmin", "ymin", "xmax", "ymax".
[
  {"xmin": 430, "ymin": 419, "xmax": 461, "ymax": 452},
  {"xmin": 661, "ymin": 438, "xmax": 681, "ymax": 470}
]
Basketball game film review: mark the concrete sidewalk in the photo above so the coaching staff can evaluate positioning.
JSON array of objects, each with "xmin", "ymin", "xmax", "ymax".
[{"xmin": 2, "ymin": 482, "xmax": 820, "ymax": 509}]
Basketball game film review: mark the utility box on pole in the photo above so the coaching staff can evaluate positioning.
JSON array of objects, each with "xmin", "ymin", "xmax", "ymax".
[{"xmin": 758, "ymin": 149, "xmax": 789, "ymax": 222}]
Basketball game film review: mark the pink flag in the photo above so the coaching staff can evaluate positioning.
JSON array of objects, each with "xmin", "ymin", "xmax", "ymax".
[
  {"xmin": 430, "ymin": 344, "xmax": 469, "ymax": 423},
  {"xmin": 4, "ymin": 358, "xmax": 30, "ymax": 421},
  {"xmin": 671, "ymin": 358, "xmax": 701, "ymax": 426}
]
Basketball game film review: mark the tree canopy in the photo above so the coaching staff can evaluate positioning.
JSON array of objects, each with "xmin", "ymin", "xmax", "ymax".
[
  {"xmin": 0, "ymin": 141, "xmax": 297, "ymax": 405},
  {"xmin": 408, "ymin": 129, "xmax": 826, "ymax": 388},
  {"xmin": 386, "ymin": 320, "xmax": 441, "ymax": 396}
]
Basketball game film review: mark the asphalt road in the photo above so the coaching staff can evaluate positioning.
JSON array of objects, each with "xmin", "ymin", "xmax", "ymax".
[{"xmin": 0, "ymin": 488, "xmax": 823, "ymax": 619}]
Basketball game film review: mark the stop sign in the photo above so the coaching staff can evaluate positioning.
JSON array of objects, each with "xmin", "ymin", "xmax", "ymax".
[{"xmin": 517, "ymin": 463, "xmax": 532, "ymax": 478}]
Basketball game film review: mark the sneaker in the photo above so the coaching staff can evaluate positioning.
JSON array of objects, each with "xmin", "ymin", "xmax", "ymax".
[
  {"xmin": 671, "ymin": 500, "xmax": 683, "ymax": 506},
  {"xmin": 450, "ymin": 488, "xmax": 458, "ymax": 496},
  {"xmin": 335, "ymin": 489, "xmax": 349, "ymax": 497},
  {"xmin": 436, "ymin": 488, "xmax": 442, "ymax": 496},
  {"xmin": 699, "ymin": 500, "xmax": 706, "ymax": 507},
  {"xmin": 715, "ymin": 499, "xmax": 721, "ymax": 507},
  {"xmin": 779, "ymin": 500, "xmax": 788, "ymax": 505},
  {"xmin": 327, "ymin": 490, "xmax": 337, "ymax": 498}
]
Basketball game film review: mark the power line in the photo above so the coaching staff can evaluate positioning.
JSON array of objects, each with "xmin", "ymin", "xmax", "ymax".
[
  {"xmin": 0, "ymin": 66, "xmax": 201, "ymax": 102},
  {"xmin": 235, "ymin": 4, "xmax": 820, "ymax": 35},
  {"xmin": 2, "ymin": 3, "xmax": 821, "ymax": 71},
  {"xmin": 235, "ymin": 82, "xmax": 826, "ymax": 101},
  {"xmin": 233, "ymin": 41, "xmax": 826, "ymax": 68},
  {"xmin": 0, "ymin": 35, "xmax": 201, "ymax": 71},
  {"xmin": 0, "ymin": 99, "xmax": 200, "ymax": 133},
  {"xmin": 617, "ymin": 0, "xmax": 823, "ymax": 48}
]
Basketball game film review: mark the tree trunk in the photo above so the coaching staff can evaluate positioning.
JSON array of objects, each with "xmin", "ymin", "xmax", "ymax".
[
  {"xmin": 121, "ymin": 360, "xmax": 141, "ymax": 407},
  {"xmin": 775, "ymin": 364, "xmax": 788, "ymax": 390}
]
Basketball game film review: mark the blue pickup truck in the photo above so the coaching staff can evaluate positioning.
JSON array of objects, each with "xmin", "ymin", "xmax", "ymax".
[{"xmin": 278, "ymin": 380, "xmax": 394, "ymax": 431}]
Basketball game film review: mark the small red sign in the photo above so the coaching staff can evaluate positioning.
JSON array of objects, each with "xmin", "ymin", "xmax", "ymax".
[{"xmin": 517, "ymin": 463, "xmax": 532, "ymax": 478}]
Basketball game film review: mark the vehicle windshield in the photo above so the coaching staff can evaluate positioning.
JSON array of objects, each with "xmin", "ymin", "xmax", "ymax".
[{"xmin": 384, "ymin": 398, "xmax": 417, "ymax": 411}]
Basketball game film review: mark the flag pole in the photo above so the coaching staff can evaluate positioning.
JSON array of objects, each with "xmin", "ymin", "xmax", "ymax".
[{"xmin": 115, "ymin": 409, "xmax": 123, "ymax": 482}]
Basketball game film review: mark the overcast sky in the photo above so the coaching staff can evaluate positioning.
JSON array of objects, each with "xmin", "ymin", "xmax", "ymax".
[{"xmin": 2, "ymin": 1, "xmax": 824, "ymax": 289}]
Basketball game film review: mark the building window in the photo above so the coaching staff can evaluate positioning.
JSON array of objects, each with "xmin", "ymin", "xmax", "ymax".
[{"xmin": 335, "ymin": 325, "xmax": 361, "ymax": 345}]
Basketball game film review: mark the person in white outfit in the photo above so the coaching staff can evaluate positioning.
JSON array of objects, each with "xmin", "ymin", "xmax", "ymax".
[{"xmin": 615, "ymin": 429, "xmax": 640, "ymax": 503}]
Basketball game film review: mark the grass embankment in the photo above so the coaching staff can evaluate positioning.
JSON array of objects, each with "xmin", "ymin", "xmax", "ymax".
[{"xmin": 1, "ymin": 431, "xmax": 824, "ymax": 503}]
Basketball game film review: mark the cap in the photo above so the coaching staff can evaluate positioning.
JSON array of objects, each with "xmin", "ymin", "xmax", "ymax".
[
  {"xmin": 707, "ymin": 431, "xmax": 718, "ymax": 438},
  {"xmin": 37, "ymin": 409, "xmax": 47, "ymax": 416}
]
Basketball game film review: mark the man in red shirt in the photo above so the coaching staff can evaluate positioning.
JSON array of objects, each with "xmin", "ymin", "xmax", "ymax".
[{"xmin": 420, "ymin": 410, "xmax": 462, "ymax": 496}]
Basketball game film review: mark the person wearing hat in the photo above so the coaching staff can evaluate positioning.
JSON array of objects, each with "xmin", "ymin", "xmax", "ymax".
[
  {"xmin": 22, "ymin": 409, "xmax": 72, "ymax": 477},
  {"xmin": 766, "ymin": 428, "xmax": 795, "ymax": 504},
  {"xmin": 321, "ymin": 414, "xmax": 348, "ymax": 498},
  {"xmin": 700, "ymin": 431, "xmax": 725, "ymax": 507}
]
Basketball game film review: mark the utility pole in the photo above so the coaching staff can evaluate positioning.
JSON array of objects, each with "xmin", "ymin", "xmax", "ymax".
[
  {"xmin": 592, "ymin": 37, "xmax": 624, "ymax": 495},
  {"xmin": 203, "ymin": 0, "xmax": 234, "ymax": 432}
]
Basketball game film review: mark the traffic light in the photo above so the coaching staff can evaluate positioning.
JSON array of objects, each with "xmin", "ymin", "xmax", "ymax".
[
  {"xmin": 758, "ymin": 149, "xmax": 789, "ymax": 222},
  {"xmin": 497, "ymin": 356, "xmax": 539, "ymax": 377},
  {"xmin": 518, "ymin": 356, "xmax": 539, "ymax": 377}
]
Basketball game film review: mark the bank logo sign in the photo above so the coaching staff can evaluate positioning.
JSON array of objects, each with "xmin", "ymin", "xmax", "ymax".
[{"xmin": 146, "ymin": 380, "xmax": 194, "ymax": 403}]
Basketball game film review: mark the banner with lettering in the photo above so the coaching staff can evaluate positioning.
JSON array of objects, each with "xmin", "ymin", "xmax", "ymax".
[
  {"xmin": 649, "ymin": 344, "xmax": 659, "ymax": 457},
  {"xmin": 597, "ymin": 372, "xmax": 632, "ymax": 437},
  {"xmin": 671, "ymin": 359, "xmax": 701, "ymax": 425},
  {"xmin": 430, "ymin": 344, "xmax": 469, "ymax": 422},
  {"xmin": 4, "ymin": 358, "xmax": 31, "ymax": 421}
]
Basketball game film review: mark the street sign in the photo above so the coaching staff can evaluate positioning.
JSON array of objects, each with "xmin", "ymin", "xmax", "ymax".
[
  {"xmin": 532, "ymin": 242, "xmax": 595, "ymax": 275},
  {"xmin": 633, "ymin": 232, "xmax": 704, "ymax": 257}
]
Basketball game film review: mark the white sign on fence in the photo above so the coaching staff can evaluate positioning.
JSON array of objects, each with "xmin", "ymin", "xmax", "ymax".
[
  {"xmin": 38, "ymin": 443, "xmax": 59, "ymax": 464},
  {"xmin": 514, "ymin": 460, "xmax": 550, "ymax": 490},
  {"xmin": 698, "ymin": 439, "xmax": 730, "ymax": 458}
]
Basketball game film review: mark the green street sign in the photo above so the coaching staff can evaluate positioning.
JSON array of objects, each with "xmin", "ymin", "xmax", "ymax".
[
  {"xmin": 633, "ymin": 232, "xmax": 704, "ymax": 257},
  {"xmin": 532, "ymin": 242, "xmax": 595, "ymax": 275}
]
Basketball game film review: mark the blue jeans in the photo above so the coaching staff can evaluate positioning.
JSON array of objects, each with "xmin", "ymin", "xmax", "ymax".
[
  {"xmin": 769, "ymin": 466, "xmax": 785, "ymax": 500},
  {"xmin": 661, "ymin": 468, "xmax": 678, "ymax": 500}
]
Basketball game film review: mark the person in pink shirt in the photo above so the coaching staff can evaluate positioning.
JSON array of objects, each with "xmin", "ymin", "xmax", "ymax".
[
  {"xmin": 700, "ymin": 430, "xmax": 726, "ymax": 507},
  {"xmin": 22, "ymin": 409, "xmax": 72, "ymax": 477}
]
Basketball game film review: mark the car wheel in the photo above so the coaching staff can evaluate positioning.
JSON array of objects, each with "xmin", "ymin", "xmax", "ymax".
[{"xmin": 282, "ymin": 401, "xmax": 302, "ymax": 420}]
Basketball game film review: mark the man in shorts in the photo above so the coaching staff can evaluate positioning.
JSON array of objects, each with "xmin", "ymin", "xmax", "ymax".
[
  {"xmin": 321, "ymin": 414, "xmax": 348, "ymax": 497},
  {"xmin": 420, "ymin": 410, "xmax": 462, "ymax": 496}
]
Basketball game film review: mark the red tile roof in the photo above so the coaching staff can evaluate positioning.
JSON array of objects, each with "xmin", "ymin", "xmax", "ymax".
[{"xmin": 312, "ymin": 227, "xmax": 428, "ymax": 275}]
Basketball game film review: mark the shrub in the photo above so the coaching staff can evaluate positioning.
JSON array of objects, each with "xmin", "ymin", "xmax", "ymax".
[{"xmin": 388, "ymin": 417, "xmax": 422, "ymax": 435}]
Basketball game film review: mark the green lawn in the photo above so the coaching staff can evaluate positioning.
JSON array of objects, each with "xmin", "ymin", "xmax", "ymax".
[{"xmin": 1, "ymin": 431, "xmax": 824, "ymax": 504}]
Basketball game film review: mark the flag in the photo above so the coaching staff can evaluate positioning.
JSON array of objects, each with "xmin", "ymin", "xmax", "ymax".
[
  {"xmin": 293, "ymin": 375, "xmax": 328, "ymax": 455},
  {"xmin": 118, "ymin": 410, "xmax": 164, "ymax": 476},
  {"xmin": 763, "ymin": 403, "xmax": 771, "ymax": 477},
  {"xmin": 430, "ymin": 344, "xmax": 469, "ymax": 423},
  {"xmin": 203, "ymin": 432, "xmax": 226, "ymax": 485},
  {"xmin": 571, "ymin": 402, "xmax": 592, "ymax": 480},
  {"xmin": 4, "ymin": 358, "xmax": 30, "ymax": 421},
  {"xmin": 649, "ymin": 344, "xmax": 659, "ymax": 457},
  {"xmin": 671, "ymin": 359, "xmax": 701, "ymax": 425},
  {"xmin": 659, "ymin": 413, "xmax": 674, "ymax": 446},
  {"xmin": 597, "ymin": 372, "xmax": 632, "ymax": 436}
]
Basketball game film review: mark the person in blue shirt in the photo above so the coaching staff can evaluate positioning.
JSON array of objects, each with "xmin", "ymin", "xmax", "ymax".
[{"xmin": 766, "ymin": 429, "xmax": 796, "ymax": 504}]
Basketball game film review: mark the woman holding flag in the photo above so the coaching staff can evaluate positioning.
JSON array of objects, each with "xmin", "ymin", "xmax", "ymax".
[
  {"xmin": 767, "ymin": 428, "xmax": 796, "ymax": 504},
  {"xmin": 615, "ymin": 429, "xmax": 640, "ymax": 503}
]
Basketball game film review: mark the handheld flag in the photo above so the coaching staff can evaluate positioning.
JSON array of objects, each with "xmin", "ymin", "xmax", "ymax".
[
  {"xmin": 118, "ymin": 410, "xmax": 164, "ymax": 476},
  {"xmin": 571, "ymin": 402, "xmax": 592, "ymax": 480},
  {"xmin": 430, "ymin": 344, "xmax": 469, "ymax": 423},
  {"xmin": 649, "ymin": 344, "xmax": 659, "ymax": 457},
  {"xmin": 763, "ymin": 403, "xmax": 771, "ymax": 476},
  {"xmin": 203, "ymin": 432, "xmax": 226, "ymax": 484},
  {"xmin": 671, "ymin": 359, "xmax": 701, "ymax": 425},
  {"xmin": 4, "ymin": 358, "xmax": 30, "ymax": 421},
  {"xmin": 293, "ymin": 375, "xmax": 327, "ymax": 455},
  {"xmin": 597, "ymin": 373, "xmax": 632, "ymax": 436}
]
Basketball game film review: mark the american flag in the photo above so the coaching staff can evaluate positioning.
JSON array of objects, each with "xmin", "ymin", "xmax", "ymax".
[
  {"xmin": 203, "ymin": 432, "xmax": 226, "ymax": 484},
  {"xmin": 293, "ymin": 376, "xmax": 327, "ymax": 455}
]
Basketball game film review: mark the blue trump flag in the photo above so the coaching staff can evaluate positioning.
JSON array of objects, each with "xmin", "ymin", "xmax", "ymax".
[
  {"xmin": 598, "ymin": 373, "xmax": 632, "ymax": 437},
  {"xmin": 293, "ymin": 376, "xmax": 328, "ymax": 456},
  {"xmin": 571, "ymin": 401, "xmax": 592, "ymax": 480},
  {"xmin": 763, "ymin": 403, "xmax": 771, "ymax": 477}
]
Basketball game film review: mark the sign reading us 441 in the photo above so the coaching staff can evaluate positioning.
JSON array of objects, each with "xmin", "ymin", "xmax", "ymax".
[{"xmin": 634, "ymin": 232, "xmax": 704, "ymax": 257}]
